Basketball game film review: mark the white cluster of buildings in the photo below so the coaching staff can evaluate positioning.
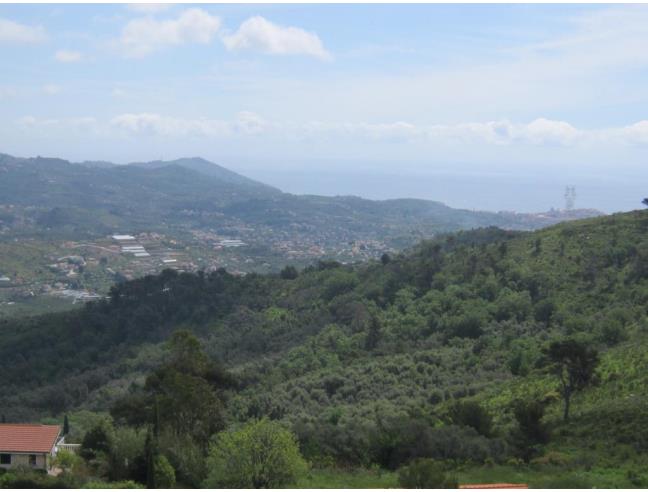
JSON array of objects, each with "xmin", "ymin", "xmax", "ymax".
[
  {"xmin": 219, "ymin": 239, "xmax": 246, "ymax": 248},
  {"xmin": 112, "ymin": 234, "xmax": 150, "ymax": 257},
  {"xmin": 56, "ymin": 289, "xmax": 103, "ymax": 303}
]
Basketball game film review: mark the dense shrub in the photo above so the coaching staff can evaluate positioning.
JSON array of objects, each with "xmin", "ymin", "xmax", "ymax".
[
  {"xmin": 398, "ymin": 458, "xmax": 457, "ymax": 489},
  {"xmin": 448, "ymin": 400, "xmax": 494, "ymax": 437},
  {"xmin": 204, "ymin": 419, "xmax": 307, "ymax": 488}
]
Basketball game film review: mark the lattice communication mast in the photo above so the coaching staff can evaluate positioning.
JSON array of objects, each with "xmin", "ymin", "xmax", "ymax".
[{"xmin": 564, "ymin": 186, "xmax": 576, "ymax": 211}]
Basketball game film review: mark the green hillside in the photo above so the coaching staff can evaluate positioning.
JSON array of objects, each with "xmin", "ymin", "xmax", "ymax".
[{"xmin": 1, "ymin": 209, "xmax": 647, "ymax": 488}]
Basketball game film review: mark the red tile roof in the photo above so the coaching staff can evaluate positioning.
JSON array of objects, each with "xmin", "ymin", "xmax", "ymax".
[
  {"xmin": 0, "ymin": 424, "xmax": 61, "ymax": 453},
  {"xmin": 460, "ymin": 484, "xmax": 529, "ymax": 489}
]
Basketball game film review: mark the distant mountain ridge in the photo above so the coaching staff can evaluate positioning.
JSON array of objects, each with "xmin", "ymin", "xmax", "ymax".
[
  {"xmin": 128, "ymin": 156, "xmax": 278, "ymax": 192},
  {"xmin": 0, "ymin": 152, "xmax": 603, "ymax": 241}
]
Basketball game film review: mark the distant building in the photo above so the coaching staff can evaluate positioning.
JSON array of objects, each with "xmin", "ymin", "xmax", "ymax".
[
  {"xmin": 219, "ymin": 239, "xmax": 246, "ymax": 247},
  {"xmin": 0, "ymin": 424, "xmax": 62, "ymax": 472},
  {"xmin": 112, "ymin": 235, "xmax": 136, "ymax": 241}
]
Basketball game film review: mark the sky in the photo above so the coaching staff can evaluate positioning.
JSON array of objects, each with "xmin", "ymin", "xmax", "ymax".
[{"xmin": 1, "ymin": 3, "xmax": 647, "ymax": 213}]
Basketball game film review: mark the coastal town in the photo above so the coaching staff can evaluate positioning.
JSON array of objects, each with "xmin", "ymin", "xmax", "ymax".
[{"xmin": 0, "ymin": 228, "xmax": 393, "ymax": 315}]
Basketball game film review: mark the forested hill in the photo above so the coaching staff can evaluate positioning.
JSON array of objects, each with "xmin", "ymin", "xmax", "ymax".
[{"xmin": 1, "ymin": 208, "xmax": 647, "ymax": 416}]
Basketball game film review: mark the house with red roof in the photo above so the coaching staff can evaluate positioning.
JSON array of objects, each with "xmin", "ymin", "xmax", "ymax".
[{"xmin": 0, "ymin": 424, "xmax": 62, "ymax": 471}]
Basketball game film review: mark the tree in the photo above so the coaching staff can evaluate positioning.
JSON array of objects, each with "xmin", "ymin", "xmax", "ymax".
[
  {"xmin": 398, "ymin": 458, "xmax": 457, "ymax": 489},
  {"xmin": 112, "ymin": 330, "xmax": 231, "ymax": 450},
  {"xmin": 280, "ymin": 265, "xmax": 299, "ymax": 280},
  {"xmin": 381, "ymin": 253, "xmax": 391, "ymax": 265},
  {"xmin": 63, "ymin": 414, "xmax": 70, "ymax": 436},
  {"xmin": 204, "ymin": 419, "xmax": 307, "ymax": 488},
  {"xmin": 53, "ymin": 449, "xmax": 83, "ymax": 475},
  {"xmin": 448, "ymin": 400, "xmax": 493, "ymax": 437},
  {"xmin": 642, "ymin": 198, "xmax": 648, "ymax": 207},
  {"xmin": 153, "ymin": 455, "xmax": 175, "ymax": 489},
  {"xmin": 545, "ymin": 339, "xmax": 599, "ymax": 421},
  {"xmin": 81, "ymin": 422, "xmax": 113, "ymax": 461},
  {"xmin": 144, "ymin": 429, "xmax": 157, "ymax": 489},
  {"xmin": 510, "ymin": 399, "xmax": 549, "ymax": 461},
  {"xmin": 364, "ymin": 315, "xmax": 381, "ymax": 350}
]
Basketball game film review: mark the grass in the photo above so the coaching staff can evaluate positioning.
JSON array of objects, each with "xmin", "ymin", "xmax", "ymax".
[
  {"xmin": 294, "ymin": 467, "xmax": 398, "ymax": 488},
  {"xmin": 458, "ymin": 463, "xmax": 648, "ymax": 489},
  {"xmin": 294, "ymin": 464, "xmax": 648, "ymax": 489},
  {"xmin": 0, "ymin": 294, "xmax": 76, "ymax": 319}
]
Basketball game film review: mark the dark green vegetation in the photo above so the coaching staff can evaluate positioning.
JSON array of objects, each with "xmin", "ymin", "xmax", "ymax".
[{"xmin": 2, "ymin": 209, "xmax": 648, "ymax": 487}]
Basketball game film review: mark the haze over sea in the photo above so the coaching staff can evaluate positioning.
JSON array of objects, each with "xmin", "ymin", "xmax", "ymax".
[{"xmin": 239, "ymin": 160, "xmax": 645, "ymax": 214}]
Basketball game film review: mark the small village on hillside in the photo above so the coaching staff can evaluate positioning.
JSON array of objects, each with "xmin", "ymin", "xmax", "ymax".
[{"xmin": 0, "ymin": 227, "xmax": 394, "ymax": 316}]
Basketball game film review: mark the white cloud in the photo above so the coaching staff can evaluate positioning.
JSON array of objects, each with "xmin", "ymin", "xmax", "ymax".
[
  {"xmin": 116, "ymin": 8, "xmax": 220, "ymax": 57},
  {"xmin": 18, "ymin": 115, "xmax": 96, "ymax": 129},
  {"xmin": 127, "ymin": 3, "xmax": 173, "ymax": 14},
  {"xmin": 16, "ymin": 111, "xmax": 648, "ymax": 150},
  {"xmin": 235, "ymin": 111, "xmax": 268, "ymax": 135},
  {"xmin": 111, "ymin": 113, "xmax": 231, "ymax": 137},
  {"xmin": 518, "ymin": 118, "xmax": 581, "ymax": 146},
  {"xmin": 299, "ymin": 118, "xmax": 605, "ymax": 148},
  {"xmin": 54, "ymin": 50, "xmax": 83, "ymax": 63},
  {"xmin": 110, "ymin": 111, "xmax": 272, "ymax": 138},
  {"xmin": 603, "ymin": 120, "xmax": 648, "ymax": 145},
  {"xmin": 622, "ymin": 121, "xmax": 648, "ymax": 144},
  {"xmin": 43, "ymin": 84, "xmax": 61, "ymax": 95},
  {"xmin": 0, "ymin": 17, "xmax": 46, "ymax": 43},
  {"xmin": 222, "ymin": 16, "xmax": 331, "ymax": 60}
]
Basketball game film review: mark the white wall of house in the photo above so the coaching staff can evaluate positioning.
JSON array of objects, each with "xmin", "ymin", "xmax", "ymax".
[{"xmin": 0, "ymin": 452, "xmax": 49, "ymax": 470}]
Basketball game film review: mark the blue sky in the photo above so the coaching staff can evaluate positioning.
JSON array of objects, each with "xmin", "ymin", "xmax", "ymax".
[{"xmin": 1, "ymin": 3, "xmax": 647, "ymax": 211}]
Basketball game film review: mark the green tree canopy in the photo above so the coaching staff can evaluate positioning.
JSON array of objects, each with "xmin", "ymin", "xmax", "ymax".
[
  {"xmin": 544, "ymin": 339, "xmax": 599, "ymax": 421},
  {"xmin": 204, "ymin": 419, "xmax": 307, "ymax": 489}
]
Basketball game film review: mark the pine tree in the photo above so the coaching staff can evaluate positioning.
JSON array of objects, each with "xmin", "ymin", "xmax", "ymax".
[{"xmin": 63, "ymin": 415, "xmax": 70, "ymax": 435}]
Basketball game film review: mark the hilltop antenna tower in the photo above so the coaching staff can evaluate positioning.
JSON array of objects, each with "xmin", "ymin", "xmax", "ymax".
[{"xmin": 564, "ymin": 186, "xmax": 576, "ymax": 211}]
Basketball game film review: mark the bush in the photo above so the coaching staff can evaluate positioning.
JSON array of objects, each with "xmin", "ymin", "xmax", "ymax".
[
  {"xmin": 154, "ymin": 455, "xmax": 176, "ymax": 488},
  {"xmin": 80, "ymin": 421, "xmax": 113, "ymax": 461},
  {"xmin": 85, "ymin": 480, "xmax": 144, "ymax": 488},
  {"xmin": 398, "ymin": 458, "xmax": 457, "ymax": 489},
  {"xmin": 530, "ymin": 451, "xmax": 571, "ymax": 466},
  {"xmin": 448, "ymin": 400, "xmax": 493, "ymax": 437},
  {"xmin": 371, "ymin": 416, "xmax": 504, "ymax": 470},
  {"xmin": 159, "ymin": 431, "xmax": 206, "ymax": 487},
  {"xmin": 204, "ymin": 419, "xmax": 308, "ymax": 488},
  {"xmin": 280, "ymin": 265, "xmax": 299, "ymax": 280},
  {"xmin": 513, "ymin": 400, "xmax": 549, "ymax": 444}
]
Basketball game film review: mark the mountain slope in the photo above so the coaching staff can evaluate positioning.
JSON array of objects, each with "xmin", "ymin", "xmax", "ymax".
[
  {"xmin": 129, "ymin": 156, "xmax": 277, "ymax": 192},
  {"xmin": 1, "ymin": 210, "xmax": 646, "ymax": 436}
]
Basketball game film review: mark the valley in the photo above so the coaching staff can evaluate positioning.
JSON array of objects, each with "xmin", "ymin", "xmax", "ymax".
[{"xmin": 0, "ymin": 153, "xmax": 602, "ymax": 316}]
